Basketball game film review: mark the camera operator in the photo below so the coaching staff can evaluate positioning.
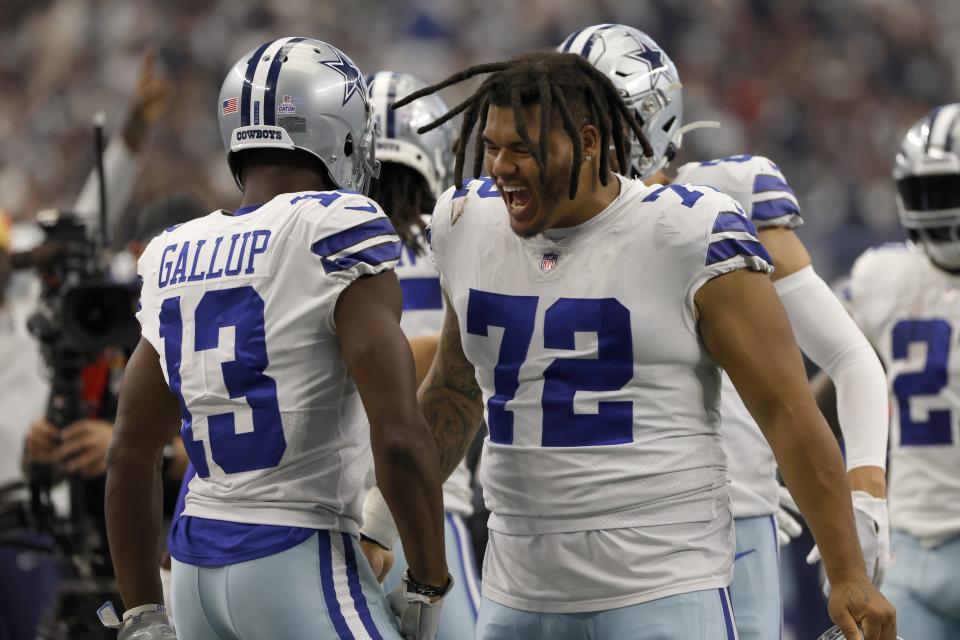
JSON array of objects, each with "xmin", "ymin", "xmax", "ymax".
[
  {"xmin": 8, "ymin": 195, "xmax": 202, "ymax": 639},
  {"xmin": 20, "ymin": 195, "xmax": 203, "ymax": 485}
]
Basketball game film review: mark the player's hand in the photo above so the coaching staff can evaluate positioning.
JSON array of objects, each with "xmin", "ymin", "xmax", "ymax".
[
  {"xmin": 122, "ymin": 49, "xmax": 172, "ymax": 152},
  {"xmin": 776, "ymin": 485, "xmax": 804, "ymax": 545},
  {"xmin": 387, "ymin": 571, "xmax": 452, "ymax": 640},
  {"xmin": 58, "ymin": 419, "xmax": 113, "ymax": 478},
  {"xmin": 23, "ymin": 418, "xmax": 61, "ymax": 466},
  {"xmin": 360, "ymin": 537, "xmax": 395, "ymax": 583},
  {"xmin": 826, "ymin": 580, "xmax": 896, "ymax": 640},
  {"xmin": 805, "ymin": 491, "xmax": 890, "ymax": 587}
]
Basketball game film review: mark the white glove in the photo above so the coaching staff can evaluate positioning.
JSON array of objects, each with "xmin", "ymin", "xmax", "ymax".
[
  {"xmin": 776, "ymin": 486, "xmax": 804, "ymax": 546},
  {"xmin": 98, "ymin": 602, "xmax": 177, "ymax": 639},
  {"xmin": 807, "ymin": 491, "xmax": 890, "ymax": 587},
  {"xmin": 387, "ymin": 571, "xmax": 453, "ymax": 640}
]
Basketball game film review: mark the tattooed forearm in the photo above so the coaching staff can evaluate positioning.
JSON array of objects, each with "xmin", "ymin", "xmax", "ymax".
[{"xmin": 417, "ymin": 300, "xmax": 484, "ymax": 480}]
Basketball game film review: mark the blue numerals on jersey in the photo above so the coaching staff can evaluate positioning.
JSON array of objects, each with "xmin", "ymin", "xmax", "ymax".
[
  {"xmin": 160, "ymin": 286, "xmax": 286, "ymax": 476},
  {"xmin": 698, "ymin": 154, "xmax": 753, "ymax": 167},
  {"xmin": 542, "ymin": 299, "xmax": 633, "ymax": 446},
  {"xmin": 466, "ymin": 291, "xmax": 537, "ymax": 444},
  {"xmin": 453, "ymin": 177, "xmax": 499, "ymax": 200},
  {"xmin": 891, "ymin": 319, "xmax": 953, "ymax": 446},
  {"xmin": 642, "ymin": 184, "xmax": 707, "ymax": 208},
  {"xmin": 467, "ymin": 290, "xmax": 633, "ymax": 446}
]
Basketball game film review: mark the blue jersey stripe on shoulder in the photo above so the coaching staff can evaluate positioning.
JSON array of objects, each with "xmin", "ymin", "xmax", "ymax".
[
  {"xmin": 310, "ymin": 217, "xmax": 396, "ymax": 259},
  {"xmin": 752, "ymin": 197, "xmax": 801, "ymax": 221},
  {"xmin": 400, "ymin": 277, "xmax": 442, "ymax": 310},
  {"xmin": 317, "ymin": 532, "xmax": 352, "ymax": 639},
  {"xmin": 712, "ymin": 211, "xmax": 758, "ymax": 235},
  {"xmin": 342, "ymin": 533, "xmax": 385, "ymax": 640},
  {"xmin": 752, "ymin": 174, "xmax": 795, "ymax": 195},
  {"xmin": 706, "ymin": 238, "xmax": 772, "ymax": 266},
  {"xmin": 321, "ymin": 240, "xmax": 401, "ymax": 274}
]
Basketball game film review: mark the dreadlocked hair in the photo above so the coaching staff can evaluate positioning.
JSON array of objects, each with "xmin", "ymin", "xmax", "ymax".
[
  {"xmin": 366, "ymin": 163, "xmax": 433, "ymax": 254},
  {"xmin": 392, "ymin": 51, "xmax": 654, "ymax": 199}
]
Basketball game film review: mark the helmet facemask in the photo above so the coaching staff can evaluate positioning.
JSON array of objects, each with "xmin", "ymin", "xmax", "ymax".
[{"xmin": 897, "ymin": 173, "xmax": 960, "ymax": 271}]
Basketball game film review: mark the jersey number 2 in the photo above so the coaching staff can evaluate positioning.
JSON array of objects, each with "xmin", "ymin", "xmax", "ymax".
[
  {"xmin": 891, "ymin": 318, "xmax": 953, "ymax": 446},
  {"xmin": 159, "ymin": 286, "xmax": 286, "ymax": 477},
  {"xmin": 467, "ymin": 289, "xmax": 633, "ymax": 447}
]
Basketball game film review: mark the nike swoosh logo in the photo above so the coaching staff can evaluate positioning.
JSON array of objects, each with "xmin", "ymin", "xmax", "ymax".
[
  {"xmin": 345, "ymin": 202, "xmax": 378, "ymax": 213},
  {"xmin": 734, "ymin": 548, "xmax": 756, "ymax": 561}
]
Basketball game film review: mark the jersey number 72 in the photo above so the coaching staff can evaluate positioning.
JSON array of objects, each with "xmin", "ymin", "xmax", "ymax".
[{"xmin": 467, "ymin": 289, "xmax": 634, "ymax": 447}]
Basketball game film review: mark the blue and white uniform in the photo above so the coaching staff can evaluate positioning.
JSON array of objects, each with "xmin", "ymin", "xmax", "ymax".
[
  {"xmin": 138, "ymin": 190, "xmax": 405, "ymax": 639},
  {"xmin": 383, "ymin": 217, "xmax": 483, "ymax": 632},
  {"xmin": 430, "ymin": 174, "xmax": 772, "ymax": 639},
  {"xmin": 848, "ymin": 244, "xmax": 960, "ymax": 640},
  {"xmin": 674, "ymin": 155, "xmax": 802, "ymax": 639}
]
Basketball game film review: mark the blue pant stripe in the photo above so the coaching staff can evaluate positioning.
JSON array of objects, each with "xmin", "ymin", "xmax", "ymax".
[
  {"xmin": 447, "ymin": 513, "xmax": 479, "ymax": 620},
  {"xmin": 341, "ymin": 533, "xmax": 384, "ymax": 640},
  {"xmin": 318, "ymin": 531, "xmax": 354, "ymax": 639},
  {"xmin": 720, "ymin": 588, "xmax": 737, "ymax": 640}
]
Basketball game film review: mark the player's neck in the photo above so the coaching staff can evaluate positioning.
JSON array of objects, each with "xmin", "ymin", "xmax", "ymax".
[
  {"xmin": 559, "ymin": 171, "xmax": 622, "ymax": 228},
  {"xmin": 240, "ymin": 166, "xmax": 333, "ymax": 207}
]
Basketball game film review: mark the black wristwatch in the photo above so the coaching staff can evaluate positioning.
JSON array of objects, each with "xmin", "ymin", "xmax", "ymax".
[{"xmin": 405, "ymin": 570, "xmax": 452, "ymax": 598}]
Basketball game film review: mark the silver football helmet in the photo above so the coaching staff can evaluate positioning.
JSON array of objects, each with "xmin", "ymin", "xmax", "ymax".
[
  {"xmin": 218, "ymin": 37, "xmax": 379, "ymax": 192},
  {"xmin": 366, "ymin": 71, "xmax": 455, "ymax": 198},
  {"xmin": 559, "ymin": 24, "xmax": 716, "ymax": 179},
  {"xmin": 893, "ymin": 103, "xmax": 960, "ymax": 270}
]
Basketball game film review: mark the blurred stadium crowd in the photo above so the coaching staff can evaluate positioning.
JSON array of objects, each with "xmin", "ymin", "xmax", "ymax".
[{"xmin": 1, "ymin": 0, "xmax": 959, "ymax": 278}]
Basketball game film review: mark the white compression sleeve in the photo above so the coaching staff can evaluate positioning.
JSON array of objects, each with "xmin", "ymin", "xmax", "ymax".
[{"xmin": 775, "ymin": 265, "xmax": 888, "ymax": 470}]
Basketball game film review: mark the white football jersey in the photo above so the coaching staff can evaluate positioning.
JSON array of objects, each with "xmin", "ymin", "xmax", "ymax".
[
  {"xmin": 849, "ymin": 243, "xmax": 960, "ymax": 544},
  {"xmin": 429, "ymin": 174, "xmax": 773, "ymax": 611},
  {"xmin": 394, "ymin": 215, "xmax": 473, "ymax": 516},
  {"xmin": 675, "ymin": 155, "xmax": 803, "ymax": 517},
  {"xmin": 136, "ymin": 190, "xmax": 400, "ymax": 534}
]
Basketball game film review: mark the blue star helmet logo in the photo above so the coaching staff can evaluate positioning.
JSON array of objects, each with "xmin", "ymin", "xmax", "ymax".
[
  {"xmin": 319, "ymin": 48, "xmax": 366, "ymax": 107},
  {"xmin": 625, "ymin": 40, "xmax": 664, "ymax": 71}
]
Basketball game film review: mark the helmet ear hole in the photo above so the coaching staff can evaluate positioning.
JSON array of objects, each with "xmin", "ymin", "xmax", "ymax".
[{"xmin": 344, "ymin": 132, "xmax": 354, "ymax": 157}]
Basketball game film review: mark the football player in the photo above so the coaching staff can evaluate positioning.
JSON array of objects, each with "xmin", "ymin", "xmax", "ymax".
[
  {"xmin": 843, "ymin": 104, "xmax": 960, "ymax": 639},
  {"xmin": 361, "ymin": 70, "xmax": 482, "ymax": 636},
  {"xmin": 375, "ymin": 50, "xmax": 895, "ymax": 640},
  {"xmin": 565, "ymin": 24, "xmax": 891, "ymax": 639},
  {"xmin": 101, "ymin": 38, "xmax": 450, "ymax": 640}
]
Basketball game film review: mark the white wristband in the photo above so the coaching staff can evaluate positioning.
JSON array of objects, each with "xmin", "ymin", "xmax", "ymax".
[
  {"xmin": 97, "ymin": 602, "xmax": 167, "ymax": 629},
  {"xmin": 360, "ymin": 486, "xmax": 399, "ymax": 550}
]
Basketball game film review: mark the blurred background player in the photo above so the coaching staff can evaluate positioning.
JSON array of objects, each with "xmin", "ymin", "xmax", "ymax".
[
  {"xmin": 565, "ymin": 23, "xmax": 891, "ymax": 639},
  {"xmin": 840, "ymin": 104, "xmax": 960, "ymax": 639},
  {"xmin": 363, "ymin": 70, "xmax": 482, "ymax": 636},
  {"xmin": 388, "ymin": 50, "xmax": 894, "ymax": 640},
  {"xmin": 102, "ymin": 38, "xmax": 450, "ymax": 640}
]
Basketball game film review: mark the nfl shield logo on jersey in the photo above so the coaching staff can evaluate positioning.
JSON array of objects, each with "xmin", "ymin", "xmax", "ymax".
[{"xmin": 540, "ymin": 252, "xmax": 559, "ymax": 272}]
